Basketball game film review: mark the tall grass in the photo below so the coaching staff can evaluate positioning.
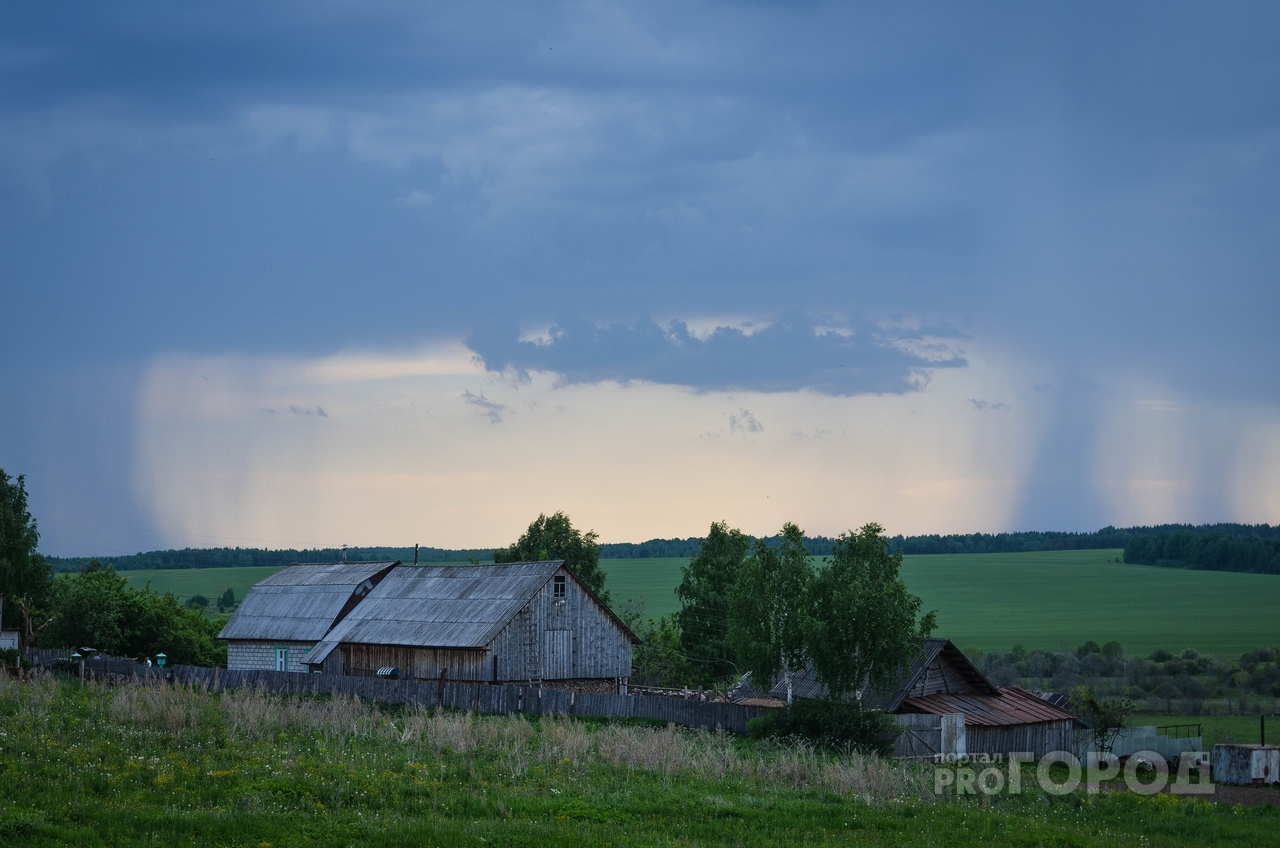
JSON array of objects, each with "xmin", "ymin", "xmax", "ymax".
[
  {"xmin": 90, "ymin": 676, "xmax": 929, "ymax": 801},
  {"xmin": 2, "ymin": 672, "xmax": 1272, "ymax": 848}
]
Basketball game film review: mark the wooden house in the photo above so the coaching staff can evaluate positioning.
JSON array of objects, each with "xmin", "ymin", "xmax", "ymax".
[
  {"xmin": 218, "ymin": 561, "xmax": 398, "ymax": 673},
  {"xmin": 731, "ymin": 639, "xmax": 1078, "ymax": 758},
  {"xmin": 222, "ymin": 561, "xmax": 637, "ymax": 694}
]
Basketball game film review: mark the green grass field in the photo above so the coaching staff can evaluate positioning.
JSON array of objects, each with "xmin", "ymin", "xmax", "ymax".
[
  {"xmin": 122, "ymin": 549, "xmax": 1280, "ymax": 656},
  {"xmin": 600, "ymin": 550, "xmax": 1280, "ymax": 656},
  {"xmin": 3, "ymin": 674, "xmax": 1275, "ymax": 847},
  {"xmin": 122, "ymin": 565, "xmax": 285, "ymax": 610},
  {"xmin": 1132, "ymin": 714, "xmax": 1273, "ymax": 749}
]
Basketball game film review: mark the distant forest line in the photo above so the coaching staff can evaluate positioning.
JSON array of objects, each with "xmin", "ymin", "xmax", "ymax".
[{"xmin": 45, "ymin": 522, "xmax": 1280, "ymax": 575}]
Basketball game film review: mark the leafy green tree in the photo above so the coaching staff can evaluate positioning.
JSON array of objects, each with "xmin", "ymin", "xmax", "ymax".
[
  {"xmin": 727, "ymin": 522, "xmax": 813, "ymax": 705},
  {"xmin": 122, "ymin": 590, "xmax": 226, "ymax": 667},
  {"xmin": 187, "ymin": 594, "xmax": 210, "ymax": 611},
  {"xmin": 44, "ymin": 563, "xmax": 225, "ymax": 666},
  {"xmin": 676, "ymin": 521, "xmax": 749, "ymax": 685},
  {"xmin": 494, "ymin": 511, "xmax": 609, "ymax": 604},
  {"xmin": 629, "ymin": 613, "xmax": 692, "ymax": 688},
  {"xmin": 44, "ymin": 563, "xmax": 130, "ymax": 653},
  {"xmin": 0, "ymin": 469, "xmax": 53, "ymax": 648},
  {"xmin": 218, "ymin": 587, "xmax": 236, "ymax": 611},
  {"xmin": 1068, "ymin": 685, "xmax": 1134, "ymax": 754},
  {"xmin": 806, "ymin": 523, "xmax": 936, "ymax": 702}
]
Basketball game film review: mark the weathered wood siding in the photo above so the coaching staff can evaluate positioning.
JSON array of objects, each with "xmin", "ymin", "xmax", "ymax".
[
  {"xmin": 490, "ymin": 567, "xmax": 631, "ymax": 682},
  {"xmin": 340, "ymin": 644, "xmax": 490, "ymax": 681},
  {"xmin": 966, "ymin": 720, "xmax": 1075, "ymax": 759},
  {"xmin": 908, "ymin": 654, "xmax": 978, "ymax": 698},
  {"xmin": 895, "ymin": 713, "xmax": 967, "ymax": 759}
]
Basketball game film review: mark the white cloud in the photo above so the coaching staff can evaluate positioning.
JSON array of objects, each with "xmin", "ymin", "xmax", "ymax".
[{"xmin": 397, "ymin": 189, "xmax": 432, "ymax": 207}]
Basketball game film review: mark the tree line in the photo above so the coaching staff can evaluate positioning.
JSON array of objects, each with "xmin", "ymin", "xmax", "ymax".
[
  {"xmin": 45, "ymin": 545, "xmax": 497, "ymax": 573},
  {"xmin": 1124, "ymin": 528, "xmax": 1280, "ymax": 575},
  {"xmin": 46, "ymin": 522, "xmax": 1280, "ymax": 574},
  {"xmin": 972, "ymin": 641, "xmax": 1280, "ymax": 716}
]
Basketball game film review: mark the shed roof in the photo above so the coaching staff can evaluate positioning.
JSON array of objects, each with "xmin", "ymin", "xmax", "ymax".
[
  {"xmin": 730, "ymin": 639, "xmax": 1000, "ymax": 712},
  {"xmin": 218, "ymin": 561, "xmax": 398, "ymax": 642},
  {"xmin": 319, "ymin": 561, "xmax": 578, "ymax": 650},
  {"xmin": 899, "ymin": 685, "xmax": 1078, "ymax": 726}
]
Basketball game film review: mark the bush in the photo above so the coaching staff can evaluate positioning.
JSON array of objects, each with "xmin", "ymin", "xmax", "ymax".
[
  {"xmin": 0, "ymin": 647, "xmax": 30, "ymax": 670},
  {"xmin": 747, "ymin": 698, "xmax": 900, "ymax": 756}
]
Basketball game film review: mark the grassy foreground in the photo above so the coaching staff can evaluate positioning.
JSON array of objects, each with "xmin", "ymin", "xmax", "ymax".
[{"xmin": 1, "ymin": 673, "xmax": 1275, "ymax": 847}]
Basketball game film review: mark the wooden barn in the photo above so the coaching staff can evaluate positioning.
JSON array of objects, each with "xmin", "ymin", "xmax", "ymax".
[
  {"xmin": 218, "ymin": 561, "xmax": 398, "ymax": 673},
  {"xmin": 732, "ymin": 638, "xmax": 1078, "ymax": 758},
  {"xmin": 222, "ymin": 561, "xmax": 637, "ymax": 694}
]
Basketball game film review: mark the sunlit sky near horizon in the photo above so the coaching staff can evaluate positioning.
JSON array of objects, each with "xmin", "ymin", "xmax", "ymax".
[{"xmin": 3, "ymin": 3, "xmax": 1279, "ymax": 558}]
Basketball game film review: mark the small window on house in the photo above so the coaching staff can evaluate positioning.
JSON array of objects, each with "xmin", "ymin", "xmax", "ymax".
[{"xmin": 553, "ymin": 575, "xmax": 566, "ymax": 598}]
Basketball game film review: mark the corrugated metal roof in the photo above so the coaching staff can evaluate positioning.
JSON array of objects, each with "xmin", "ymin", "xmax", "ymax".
[
  {"xmin": 899, "ymin": 686, "xmax": 1078, "ymax": 726},
  {"xmin": 218, "ymin": 562, "xmax": 397, "ymax": 642},
  {"xmin": 256, "ymin": 561, "xmax": 398, "ymax": 587},
  {"xmin": 322, "ymin": 562, "xmax": 562, "ymax": 649},
  {"xmin": 303, "ymin": 640, "xmax": 340, "ymax": 665}
]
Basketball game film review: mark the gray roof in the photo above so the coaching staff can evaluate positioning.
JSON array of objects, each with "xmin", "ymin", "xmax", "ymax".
[
  {"xmin": 218, "ymin": 561, "xmax": 398, "ymax": 642},
  {"xmin": 320, "ymin": 562, "xmax": 564, "ymax": 650}
]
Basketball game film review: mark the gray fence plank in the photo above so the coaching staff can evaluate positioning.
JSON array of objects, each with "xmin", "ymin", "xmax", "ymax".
[{"xmin": 137, "ymin": 664, "xmax": 771, "ymax": 735}]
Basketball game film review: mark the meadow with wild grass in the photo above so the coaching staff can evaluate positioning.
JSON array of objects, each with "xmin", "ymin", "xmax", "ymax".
[{"xmin": 1, "ymin": 671, "xmax": 1275, "ymax": 847}]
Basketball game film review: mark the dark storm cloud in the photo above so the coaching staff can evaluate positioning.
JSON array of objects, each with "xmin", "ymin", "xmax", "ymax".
[
  {"xmin": 3, "ymin": 2, "xmax": 1280, "ymax": 552},
  {"xmin": 467, "ymin": 316, "xmax": 965, "ymax": 396}
]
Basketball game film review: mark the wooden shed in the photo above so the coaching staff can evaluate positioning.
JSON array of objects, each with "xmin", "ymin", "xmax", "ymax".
[
  {"xmin": 898, "ymin": 684, "xmax": 1078, "ymax": 758},
  {"xmin": 218, "ymin": 561, "xmax": 398, "ymax": 673},
  {"xmin": 732, "ymin": 639, "xmax": 1078, "ymax": 758},
  {"xmin": 298, "ymin": 561, "xmax": 637, "ymax": 694}
]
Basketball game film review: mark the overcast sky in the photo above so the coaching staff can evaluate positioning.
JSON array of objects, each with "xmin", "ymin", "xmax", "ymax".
[{"xmin": 3, "ymin": 2, "xmax": 1279, "ymax": 558}]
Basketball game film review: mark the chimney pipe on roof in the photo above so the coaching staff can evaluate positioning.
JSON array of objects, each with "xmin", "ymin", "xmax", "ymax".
[{"xmin": 414, "ymin": 544, "xmax": 419, "ymax": 565}]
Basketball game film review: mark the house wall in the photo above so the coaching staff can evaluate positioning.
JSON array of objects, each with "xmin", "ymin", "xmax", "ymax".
[
  {"xmin": 490, "ymin": 568, "xmax": 632, "ymax": 683},
  {"xmin": 340, "ymin": 644, "xmax": 490, "ymax": 681},
  {"xmin": 227, "ymin": 640, "xmax": 315, "ymax": 674},
  {"xmin": 966, "ymin": 720, "xmax": 1076, "ymax": 759}
]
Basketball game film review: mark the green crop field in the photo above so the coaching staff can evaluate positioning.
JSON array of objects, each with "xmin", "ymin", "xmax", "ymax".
[
  {"xmin": 123, "ymin": 549, "xmax": 1280, "ymax": 657},
  {"xmin": 600, "ymin": 550, "xmax": 1280, "ymax": 656},
  {"xmin": 896, "ymin": 550, "xmax": 1280, "ymax": 657},
  {"xmin": 122, "ymin": 566, "xmax": 285, "ymax": 609}
]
